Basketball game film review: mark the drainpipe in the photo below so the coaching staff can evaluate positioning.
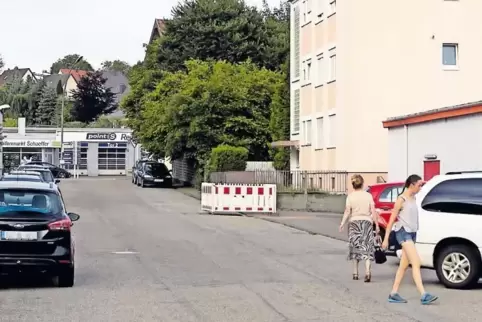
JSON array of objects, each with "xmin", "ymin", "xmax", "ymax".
[{"xmin": 404, "ymin": 125, "xmax": 408, "ymax": 178}]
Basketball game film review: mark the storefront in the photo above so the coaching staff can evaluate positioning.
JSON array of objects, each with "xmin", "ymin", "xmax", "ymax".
[
  {"xmin": 1, "ymin": 138, "xmax": 61, "ymax": 172},
  {"xmin": 1, "ymin": 123, "xmax": 139, "ymax": 176},
  {"xmin": 57, "ymin": 131, "xmax": 138, "ymax": 176}
]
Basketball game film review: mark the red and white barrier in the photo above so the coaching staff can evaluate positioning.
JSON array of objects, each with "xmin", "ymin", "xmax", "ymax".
[{"xmin": 201, "ymin": 183, "xmax": 277, "ymax": 214}]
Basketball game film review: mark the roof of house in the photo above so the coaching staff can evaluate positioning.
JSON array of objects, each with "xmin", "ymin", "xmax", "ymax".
[
  {"xmin": 43, "ymin": 74, "xmax": 70, "ymax": 93},
  {"xmin": 149, "ymin": 18, "xmax": 167, "ymax": 44},
  {"xmin": 59, "ymin": 69, "xmax": 88, "ymax": 83},
  {"xmin": 101, "ymin": 70, "xmax": 130, "ymax": 104},
  {"xmin": 382, "ymin": 100, "xmax": 482, "ymax": 128},
  {"xmin": 0, "ymin": 67, "xmax": 34, "ymax": 86}
]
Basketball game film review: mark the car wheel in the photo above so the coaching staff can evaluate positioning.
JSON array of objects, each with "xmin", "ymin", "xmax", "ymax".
[
  {"xmin": 57, "ymin": 266, "xmax": 75, "ymax": 287},
  {"xmin": 435, "ymin": 244, "xmax": 480, "ymax": 289},
  {"xmin": 58, "ymin": 172, "xmax": 66, "ymax": 178}
]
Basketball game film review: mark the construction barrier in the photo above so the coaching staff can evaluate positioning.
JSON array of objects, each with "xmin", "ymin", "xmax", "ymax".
[{"xmin": 200, "ymin": 183, "xmax": 277, "ymax": 214}]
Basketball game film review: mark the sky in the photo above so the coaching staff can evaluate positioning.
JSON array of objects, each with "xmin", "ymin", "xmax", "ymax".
[{"xmin": 1, "ymin": 0, "xmax": 281, "ymax": 73}]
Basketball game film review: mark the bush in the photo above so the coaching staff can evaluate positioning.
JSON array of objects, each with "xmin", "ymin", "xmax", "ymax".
[{"xmin": 208, "ymin": 145, "xmax": 248, "ymax": 173}]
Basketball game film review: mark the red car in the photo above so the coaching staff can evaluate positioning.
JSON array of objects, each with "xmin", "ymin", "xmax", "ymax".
[
  {"xmin": 367, "ymin": 181, "xmax": 425, "ymax": 255},
  {"xmin": 366, "ymin": 182, "xmax": 405, "ymax": 235}
]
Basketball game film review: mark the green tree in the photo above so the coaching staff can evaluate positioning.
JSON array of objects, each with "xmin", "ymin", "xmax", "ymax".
[
  {"xmin": 25, "ymin": 79, "xmax": 46, "ymax": 125},
  {"xmin": 101, "ymin": 60, "xmax": 131, "ymax": 75},
  {"xmin": 136, "ymin": 60, "xmax": 283, "ymax": 171},
  {"xmin": 70, "ymin": 71, "xmax": 117, "ymax": 123},
  {"xmin": 50, "ymin": 54, "xmax": 94, "ymax": 74},
  {"xmin": 0, "ymin": 77, "xmax": 34, "ymax": 118},
  {"xmin": 156, "ymin": 0, "xmax": 283, "ymax": 72},
  {"xmin": 0, "ymin": 54, "xmax": 4, "ymax": 71},
  {"xmin": 36, "ymin": 87, "xmax": 58, "ymax": 125}
]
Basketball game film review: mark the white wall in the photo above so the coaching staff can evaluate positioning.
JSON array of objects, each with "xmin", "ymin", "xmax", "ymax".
[
  {"xmin": 339, "ymin": 0, "xmax": 482, "ymax": 173},
  {"xmin": 388, "ymin": 114, "xmax": 482, "ymax": 181}
]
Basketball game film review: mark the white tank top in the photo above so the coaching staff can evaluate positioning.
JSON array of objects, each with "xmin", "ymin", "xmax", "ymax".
[{"xmin": 393, "ymin": 195, "xmax": 419, "ymax": 233}]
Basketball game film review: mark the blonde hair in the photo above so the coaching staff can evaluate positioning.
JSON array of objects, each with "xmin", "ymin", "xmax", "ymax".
[{"xmin": 351, "ymin": 174, "xmax": 364, "ymax": 189}]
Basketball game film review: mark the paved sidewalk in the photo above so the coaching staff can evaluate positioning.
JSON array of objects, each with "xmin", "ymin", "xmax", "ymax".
[
  {"xmin": 177, "ymin": 188, "xmax": 347, "ymax": 241},
  {"xmin": 248, "ymin": 211, "xmax": 347, "ymax": 242}
]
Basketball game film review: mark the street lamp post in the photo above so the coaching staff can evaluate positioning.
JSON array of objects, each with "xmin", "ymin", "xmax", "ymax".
[
  {"xmin": 0, "ymin": 104, "xmax": 11, "ymax": 175},
  {"xmin": 60, "ymin": 56, "xmax": 83, "ymax": 165}
]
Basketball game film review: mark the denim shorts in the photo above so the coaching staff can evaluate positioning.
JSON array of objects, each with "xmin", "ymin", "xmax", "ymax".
[{"xmin": 395, "ymin": 227, "xmax": 417, "ymax": 245}]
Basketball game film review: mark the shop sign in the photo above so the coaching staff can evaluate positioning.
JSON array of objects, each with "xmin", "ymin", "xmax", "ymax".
[
  {"xmin": 85, "ymin": 133, "xmax": 132, "ymax": 141},
  {"xmin": 0, "ymin": 139, "xmax": 60, "ymax": 148}
]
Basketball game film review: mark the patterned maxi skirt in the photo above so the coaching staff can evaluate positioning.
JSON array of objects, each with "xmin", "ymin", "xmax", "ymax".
[{"xmin": 347, "ymin": 220, "xmax": 375, "ymax": 261}]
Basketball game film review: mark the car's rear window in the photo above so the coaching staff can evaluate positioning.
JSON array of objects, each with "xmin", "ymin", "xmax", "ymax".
[
  {"xmin": 0, "ymin": 189, "xmax": 63, "ymax": 217},
  {"xmin": 145, "ymin": 163, "xmax": 169, "ymax": 175}
]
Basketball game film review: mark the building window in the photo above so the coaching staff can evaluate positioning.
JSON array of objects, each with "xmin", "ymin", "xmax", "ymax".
[
  {"xmin": 302, "ymin": 120, "xmax": 312, "ymax": 145},
  {"xmin": 293, "ymin": 89, "xmax": 300, "ymax": 133},
  {"xmin": 327, "ymin": 114, "xmax": 336, "ymax": 148},
  {"xmin": 442, "ymin": 43, "xmax": 458, "ymax": 68},
  {"xmin": 316, "ymin": 117, "xmax": 324, "ymax": 149},
  {"xmin": 294, "ymin": 7, "xmax": 301, "ymax": 78},
  {"xmin": 329, "ymin": 0, "xmax": 336, "ymax": 16},
  {"xmin": 315, "ymin": 0, "xmax": 325, "ymax": 23},
  {"xmin": 315, "ymin": 54, "xmax": 325, "ymax": 86},
  {"xmin": 316, "ymin": 55, "xmax": 324, "ymax": 86},
  {"xmin": 303, "ymin": 60, "xmax": 312, "ymax": 83},
  {"xmin": 302, "ymin": 0, "xmax": 312, "ymax": 23},
  {"xmin": 329, "ymin": 48, "xmax": 336, "ymax": 82}
]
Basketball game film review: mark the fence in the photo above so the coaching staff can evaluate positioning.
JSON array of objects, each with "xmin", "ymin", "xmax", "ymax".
[
  {"xmin": 209, "ymin": 170, "xmax": 348, "ymax": 193},
  {"xmin": 201, "ymin": 182, "xmax": 277, "ymax": 214}
]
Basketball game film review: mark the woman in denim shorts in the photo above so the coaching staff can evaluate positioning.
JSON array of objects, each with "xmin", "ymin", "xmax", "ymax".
[{"xmin": 382, "ymin": 174, "xmax": 438, "ymax": 305}]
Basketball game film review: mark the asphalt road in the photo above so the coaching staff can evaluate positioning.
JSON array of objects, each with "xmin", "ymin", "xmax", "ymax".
[{"xmin": 1, "ymin": 178, "xmax": 481, "ymax": 321}]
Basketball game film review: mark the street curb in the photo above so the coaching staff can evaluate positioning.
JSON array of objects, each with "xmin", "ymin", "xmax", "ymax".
[
  {"xmin": 253, "ymin": 216, "xmax": 348, "ymax": 242},
  {"xmin": 178, "ymin": 189, "xmax": 201, "ymax": 200}
]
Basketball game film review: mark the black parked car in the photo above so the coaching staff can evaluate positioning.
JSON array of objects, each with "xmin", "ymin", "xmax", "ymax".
[
  {"xmin": 0, "ymin": 181, "xmax": 80, "ymax": 287},
  {"xmin": 135, "ymin": 162, "xmax": 173, "ymax": 188},
  {"xmin": 27, "ymin": 162, "xmax": 71, "ymax": 178}
]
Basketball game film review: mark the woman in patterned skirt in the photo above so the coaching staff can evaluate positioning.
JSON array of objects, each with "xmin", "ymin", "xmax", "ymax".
[{"xmin": 339, "ymin": 174, "xmax": 379, "ymax": 282}]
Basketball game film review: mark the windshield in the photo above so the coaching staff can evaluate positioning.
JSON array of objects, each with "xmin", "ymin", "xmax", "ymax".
[
  {"xmin": 3, "ymin": 176, "xmax": 42, "ymax": 182},
  {"xmin": 145, "ymin": 163, "xmax": 169, "ymax": 176},
  {"xmin": 0, "ymin": 189, "xmax": 63, "ymax": 217}
]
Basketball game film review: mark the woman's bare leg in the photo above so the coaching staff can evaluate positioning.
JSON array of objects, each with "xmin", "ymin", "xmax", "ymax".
[
  {"xmin": 391, "ymin": 247, "xmax": 409, "ymax": 294},
  {"xmin": 401, "ymin": 241, "xmax": 426, "ymax": 295}
]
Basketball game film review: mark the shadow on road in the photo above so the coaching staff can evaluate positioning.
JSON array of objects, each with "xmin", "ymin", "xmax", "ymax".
[{"xmin": 0, "ymin": 274, "xmax": 56, "ymax": 290}]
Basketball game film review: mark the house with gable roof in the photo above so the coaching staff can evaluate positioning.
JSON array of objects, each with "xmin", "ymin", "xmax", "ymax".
[{"xmin": 0, "ymin": 67, "xmax": 37, "ymax": 87}]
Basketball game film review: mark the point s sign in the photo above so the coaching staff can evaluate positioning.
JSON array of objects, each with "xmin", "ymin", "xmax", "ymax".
[{"xmin": 85, "ymin": 133, "xmax": 132, "ymax": 141}]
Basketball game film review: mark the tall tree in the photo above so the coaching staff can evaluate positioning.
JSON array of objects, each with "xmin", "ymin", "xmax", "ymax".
[
  {"xmin": 50, "ymin": 54, "xmax": 94, "ymax": 74},
  {"xmin": 137, "ymin": 60, "xmax": 283, "ymax": 168},
  {"xmin": 101, "ymin": 60, "xmax": 131, "ymax": 75},
  {"xmin": 155, "ymin": 0, "xmax": 282, "ymax": 72},
  {"xmin": 70, "ymin": 71, "xmax": 117, "ymax": 123},
  {"xmin": 26, "ymin": 79, "xmax": 46, "ymax": 125},
  {"xmin": 0, "ymin": 54, "xmax": 4, "ymax": 71},
  {"xmin": 36, "ymin": 87, "xmax": 58, "ymax": 125}
]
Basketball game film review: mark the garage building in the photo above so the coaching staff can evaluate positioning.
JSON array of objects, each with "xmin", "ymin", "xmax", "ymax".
[
  {"xmin": 383, "ymin": 101, "xmax": 482, "ymax": 182},
  {"xmin": 1, "ymin": 118, "xmax": 140, "ymax": 176}
]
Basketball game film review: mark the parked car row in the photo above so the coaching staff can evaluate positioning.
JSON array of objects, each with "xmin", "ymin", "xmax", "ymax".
[
  {"xmin": 0, "ymin": 162, "xmax": 79, "ymax": 287},
  {"xmin": 131, "ymin": 160, "xmax": 173, "ymax": 188},
  {"xmin": 369, "ymin": 173, "xmax": 482, "ymax": 289}
]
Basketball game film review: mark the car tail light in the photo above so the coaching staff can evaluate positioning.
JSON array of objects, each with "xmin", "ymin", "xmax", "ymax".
[{"xmin": 48, "ymin": 218, "xmax": 72, "ymax": 231}]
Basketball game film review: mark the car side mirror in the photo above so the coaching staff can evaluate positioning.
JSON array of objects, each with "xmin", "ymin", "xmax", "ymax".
[
  {"xmin": 55, "ymin": 179, "xmax": 60, "ymax": 184},
  {"xmin": 67, "ymin": 212, "xmax": 80, "ymax": 222}
]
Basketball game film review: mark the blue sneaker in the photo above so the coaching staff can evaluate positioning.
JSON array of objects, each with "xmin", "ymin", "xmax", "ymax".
[
  {"xmin": 421, "ymin": 293, "xmax": 438, "ymax": 305},
  {"xmin": 388, "ymin": 293, "xmax": 407, "ymax": 303}
]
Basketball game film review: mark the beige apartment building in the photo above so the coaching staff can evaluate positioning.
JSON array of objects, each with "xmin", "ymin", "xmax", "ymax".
[{"xmin": 288, "ymin": 0, "xmax": 482, "ymax": 185}]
